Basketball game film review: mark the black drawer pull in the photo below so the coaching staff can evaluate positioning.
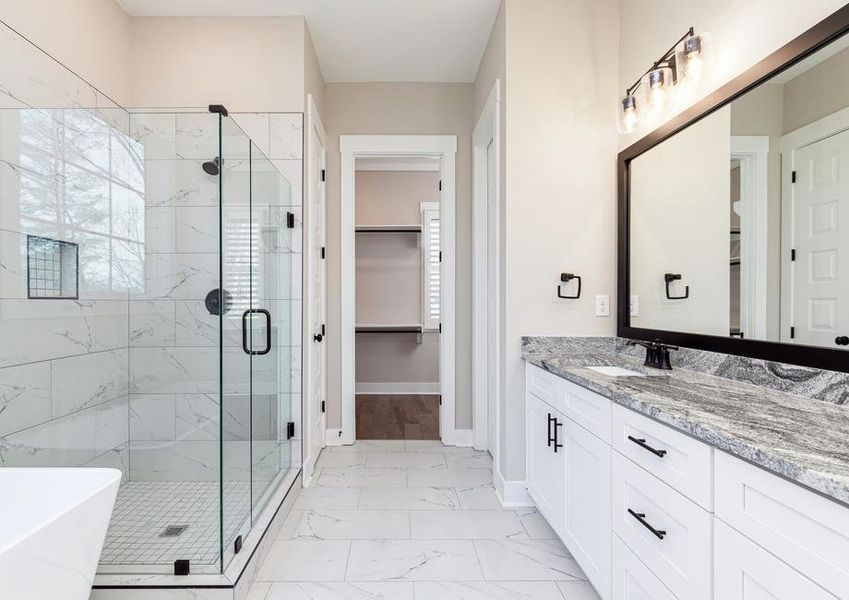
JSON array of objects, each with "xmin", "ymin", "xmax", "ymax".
[
  {"xmin": 553, "ymin": 419, "xmax": 563, "ymax": 453},
  {"xmin": 547, "ymin": 413, "xmax": 555, "ymax": 447},
  {"xmin": 628, "ymin": 508, "xmax": 666, "ymax": 540},
  {"xmin": 628, "ymin": 435, "xmax": 667, "ymax": 458}
]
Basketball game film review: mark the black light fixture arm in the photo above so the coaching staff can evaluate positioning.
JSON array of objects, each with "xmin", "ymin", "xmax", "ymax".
[{"xmin": 625, "ymin": 27, "xmax": 695, "ymax": 98}]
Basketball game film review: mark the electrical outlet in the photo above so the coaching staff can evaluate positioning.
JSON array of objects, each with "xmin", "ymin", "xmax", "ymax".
[
  {"xmin": 595, "ymin": 295, "xmax": 610, "ymax": 317},
  {"xmin": 630, "ymin": 295, "xmax": 640, "ymax": 317}
]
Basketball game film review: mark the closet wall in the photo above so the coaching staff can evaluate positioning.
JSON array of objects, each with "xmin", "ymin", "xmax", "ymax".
[{"xmin": 355, "ymin": 170, "xmax": 440, "ymax": 393}]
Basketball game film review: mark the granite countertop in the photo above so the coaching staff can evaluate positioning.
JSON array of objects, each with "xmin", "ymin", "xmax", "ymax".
[{"xmin": 523, "ymin": 349, "xmax": 849, "ymax": 506}]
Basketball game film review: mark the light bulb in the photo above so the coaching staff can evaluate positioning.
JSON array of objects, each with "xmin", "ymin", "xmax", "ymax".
[
  {"xmin": 683, "ymin": 34, "xmax": 705, "ymax": 83},
  {"xmin": 647, "ymin": 69, "xmax": 666, "ymax": 111},
  {"xmin": 619, "ymin": 95, "xmax": 639, "ymax": 134}
]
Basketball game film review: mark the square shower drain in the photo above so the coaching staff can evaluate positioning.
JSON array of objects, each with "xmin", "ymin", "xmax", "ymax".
[{"xmin": 160, "ymin": 525, "xmax": 189, "ymax": 538}]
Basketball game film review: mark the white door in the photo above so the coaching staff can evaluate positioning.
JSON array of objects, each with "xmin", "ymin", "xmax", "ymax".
[
  {"xmin": 304, "ymin": 114, "xmax": 327, "ymax": 483},
  {"xmin": 486, "ymin": 140, "xmax": 498, "ymax": 455},
  {"xmin": 526, "ymin": 394, "xmax": 566, "ymax": 535},
  {"xmin": 715, "ymin": 520, "xmax": 838, "ymax": 599},
  {"xmin": 791, "ymin": 129, "xmax": 849, "ymax": 349},
  {"xmin": 563, "ymin": 418, "xmax": 611, "ymax": 599}
]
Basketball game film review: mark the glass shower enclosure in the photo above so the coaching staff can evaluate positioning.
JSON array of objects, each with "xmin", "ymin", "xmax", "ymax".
[{"xmin": 0, "ymin": 104, "xmax": 301, "ymax": 575}]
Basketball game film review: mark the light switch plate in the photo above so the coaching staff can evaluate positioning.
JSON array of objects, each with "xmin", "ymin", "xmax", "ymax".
[
  {"xmin": 595, "ymin": 295, "xmax": 610, "ymax": 317},
  {"xmin": 630, "ymin": 295, "xmax": 640, "ymax": 317}
]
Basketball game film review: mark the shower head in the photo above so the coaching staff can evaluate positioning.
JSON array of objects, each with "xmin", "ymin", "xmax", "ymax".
[{"xmin": 202, "ymin": 156, "xmax": 220, "ymax": 176}]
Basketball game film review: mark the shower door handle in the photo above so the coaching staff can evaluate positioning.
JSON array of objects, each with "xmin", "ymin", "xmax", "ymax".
[{"xmin": 242, "ymin": 309, "xmax": 272, "ymax": 356}]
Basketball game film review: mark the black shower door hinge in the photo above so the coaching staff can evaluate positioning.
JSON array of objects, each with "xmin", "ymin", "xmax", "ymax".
[
  {"xmin": 321, "ymin": 246, "xmax": 326, "ymax": 259},
  {"xmin": 792, "ymin": 170, "xmax": 797, "ymax": 183},
  {"xmin": 791, "ymin": 248, "xmax": 796, "ymax": 261},
  {"xmin": 287, "ymin": 422, "xmax": 296, "ymax": 439},
  {"xmin": 321, "ymin": 169, "xmax": 326, "ymax": 182},
  {"xmin": 790, "ymin": 326, "xmax": 795, "ymax": 339},
  {"xmin": 321, "ymin": 401, "xmax": 326, "ymax": 413},
  {"xmin": 287, "ymin": 212, "xmax": 295, "ymax": 228},
  {"xmin": 439, "ymin": 251, "xmax": 442, "ymax": 263}
]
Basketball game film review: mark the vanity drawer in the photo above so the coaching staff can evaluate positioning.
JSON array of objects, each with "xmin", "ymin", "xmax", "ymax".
[
  {"xmin": 612, "ymin": 452, "xmax": 712, "ymax": 600},
  {"xmin": 612, "ymin": 535, "xmax": 678, "ymax": 600},
  {"xmin": 715, "ymin": 451, "xmax": 849, "ymax": 599},
  {"xmin": 526, "ymin": 363, "xmax": 611, "ymax": 442},
  {"xmin": 612, "ymin": 404, "xmax": 712, "ymax": 510}
]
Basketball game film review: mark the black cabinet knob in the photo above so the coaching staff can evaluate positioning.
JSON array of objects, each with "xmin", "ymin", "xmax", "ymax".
[
  {"xmin": 836, "ymin": 336, "xmax": 849, "ymax": 346},
  {"xmin": 314, "ymin": 333, "xmax": 324, "ymax": 343}
]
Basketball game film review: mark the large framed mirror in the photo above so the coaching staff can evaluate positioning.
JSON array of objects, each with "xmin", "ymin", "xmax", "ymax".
[{"xmin": 618, "ymin": 5, "xmax": 849, "ymax": 373}]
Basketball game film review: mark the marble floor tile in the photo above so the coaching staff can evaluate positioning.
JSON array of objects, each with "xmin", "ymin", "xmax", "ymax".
[
  {"xmin": 244, "ymin": 582, "xmax": 271, "ymax": 600},
  {"xmin": 264, "ymin": 582, "xmax": 414, "ymax": 600},
  {"xmin": 407, "ymin": 468, "xmax": 492, "ymax": 488},
  {"xmin": 414, "ymin": 581, "xmax": 567, "ymax": 600},
  {"xmin": 516, "ymin": 509, "xmax": 560, "ymax": 539},
  {"xmin": 277, "ymin": 510, "xmax": 303, "ymax": 539},
  {"xmin": 474, "ymin": 540, "xmax": 586, "ymax": 582},
  {"xmin": 456, "ymin": 485, "xmax": 502, "ymax": 510},
  {"xmin": 294, "ymin": 510, "xmax": 411, "ymax": 540},
  {"xmin": 366, "ymin": 452, "xmax": 446, "ymax": 469},
  {"xmin": 293, "ymin": 486, "xmax": 360, "ymax": 510},
  {"xmin": 445, "ymin": 453, "xmax": 494, "ymax": 469},
  {"xmin": 318, "ymin": 468, "xmax": 407, "ymax": 487},
  {"xmin": 316, "ymin": 452, "xmax": 368, "ymax": 469},
  {"xmin": 346, "ymin": 540, "xmax": 483, "ymax": 581},
  {"xmin": 255, "ymin": 540, "xmax": 350, "ymax": 582},
  {"xmin": 410, "ymin": 510, "xmax": 527, "ymax": 540},
  {"xmin": 404, "ymin": 440, "xmax": 477, "ymax": 454},
  {"xmin": 325, "ymin": 440, "xmax": 405, "ymax": 453},
  {"xmin": 557, "ymin": 580, "xmax": 602, "ymax": 599},
  {"xmin": 357, "ymin": 486, "xmax": 460, "ymax": 511}
]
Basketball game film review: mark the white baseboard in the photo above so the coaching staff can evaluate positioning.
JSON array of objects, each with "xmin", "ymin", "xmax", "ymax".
[
  {"xmin": 324, "ymin": 429, "xmax": 349, "ymax": 445},
  {"xmin": 441, "ymin": 428, "xmax": 474, "ymax": 447},
  {"xmin": 494, "ymin": 468, "xmax": 533, "ymax": 507},
  {"xmin": 355, "ymin": 382, "xmax": 440, "ymax": 394}
]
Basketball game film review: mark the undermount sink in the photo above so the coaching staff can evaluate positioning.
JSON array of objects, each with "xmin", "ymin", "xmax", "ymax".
[
  {"xmin": 586, "ymin": 365, "xmax": 646, "ymax": 377},
  {"xmin": 0, "ymin": 468, "xmax": 121, "ymax": 600}
]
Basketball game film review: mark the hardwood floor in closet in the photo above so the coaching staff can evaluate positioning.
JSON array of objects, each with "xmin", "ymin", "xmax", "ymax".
[{"xmin": 356, "ymin": 395, "xmax": 440, "ymax": 440}]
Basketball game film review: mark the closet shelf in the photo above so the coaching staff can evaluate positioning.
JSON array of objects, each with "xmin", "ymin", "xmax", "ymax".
[
  {"xmin": 355, "ymin": 225, "xmax": 421, "ymax": 234},
  {"xmin": 356, "ymin": 324, "xmax": 423, "ymax": 333}
]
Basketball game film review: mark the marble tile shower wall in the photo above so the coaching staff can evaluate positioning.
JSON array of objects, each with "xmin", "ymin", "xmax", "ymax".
[{"xmin": 125, "ymin": 112, "xmax": 303, "ymax": 483}]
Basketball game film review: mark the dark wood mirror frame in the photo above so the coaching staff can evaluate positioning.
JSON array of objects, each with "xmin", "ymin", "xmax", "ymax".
[{"xmin": 617, "ymin": 4, "xmax": 849, "ymax": 374}]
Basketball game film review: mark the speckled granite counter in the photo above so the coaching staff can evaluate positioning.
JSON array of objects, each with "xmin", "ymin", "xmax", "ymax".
[{"xmin": 522, "ymin": 345, "xmax": 849, "ymax": 507}]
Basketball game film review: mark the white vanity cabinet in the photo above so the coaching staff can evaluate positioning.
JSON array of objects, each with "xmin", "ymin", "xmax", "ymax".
[{"xmin": 524, "ymin": 361, "xmax": 849, "ymax": 600}]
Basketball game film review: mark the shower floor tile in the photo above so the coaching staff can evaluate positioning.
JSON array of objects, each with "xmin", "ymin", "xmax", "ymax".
[{"xmin": 100, "ymin": 481, "xmax": 251, "ymax": 567}]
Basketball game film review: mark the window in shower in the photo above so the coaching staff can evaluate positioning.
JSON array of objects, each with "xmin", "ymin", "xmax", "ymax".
[{"xmin": 17, "ymin": 109, "xmax": 146, "ymax": 295}]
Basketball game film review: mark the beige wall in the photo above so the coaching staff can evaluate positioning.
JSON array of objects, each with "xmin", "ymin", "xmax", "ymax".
[
  {"xmin": 0, "ymin": 0, "xmax": 132, "ymax": 104},
  {"xmin": 129, "ymin": 16, "xmax": 306, "ymax": 111},
  {"xmin": 304, "ymin": 23, "xmax": 325, "ymax": 116},
  {"xmin": 783, "ymin": 44, "xmax": 849, "ymax": 133},
  {"xmin": 501, "ymin": 0, "xmax": 619, "ymax": 480},
  {"xmin": 324, "ymin": 82, "xmax": 474, "ymax": 429}
]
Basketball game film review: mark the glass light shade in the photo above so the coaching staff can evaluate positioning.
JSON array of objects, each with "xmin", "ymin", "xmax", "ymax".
[
  {"xmin": 618, "ymin": 94, "xmax": 640, "ymax": 134},
  {"xmin": 640, "ymin": 66, "xmax": 673, "ymax": 112},
  {"xmin": 676, "ymin": 32, "xmax": 713, "ymax": 85}
]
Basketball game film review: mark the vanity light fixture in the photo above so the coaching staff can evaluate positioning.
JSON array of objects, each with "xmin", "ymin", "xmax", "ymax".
[{"xmin": 618, "ymin": 27, "xmax": 712, "ymax": 134}]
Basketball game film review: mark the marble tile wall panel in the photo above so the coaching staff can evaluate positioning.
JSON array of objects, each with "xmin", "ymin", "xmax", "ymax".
[
  {"xmin": 268, "ymin": 114, "xmax": 303, "ymax": 160},
  {"xmin": 50, "ymin": 348, "xmax": 129, "ymax": 418},
  {"xmin": 0, "ymin": 362, "xmax": 51, "ymax": 436},
  {"xmin": 0, "ymin": 404, "xmax": 97, "ymax": 467}
]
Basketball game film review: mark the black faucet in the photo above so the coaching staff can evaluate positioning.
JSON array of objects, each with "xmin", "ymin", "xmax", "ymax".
[{"xmin": 626, "ymin": 340, "xmax": 678, "ymax": 370}]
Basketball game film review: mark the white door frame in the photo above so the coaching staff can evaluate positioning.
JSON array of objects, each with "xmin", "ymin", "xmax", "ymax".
[
  {"xmin": 780, "ymin": 106, "xmax": 849, "ymax": 342},
  {"xmin": 472, "ymin": 80, "xmax": 501, "ymax": 457},
  {"xmin": 303, "ymin": 94, "xmax": 327, "ymax": 484},
  {"xmin": 339, "ymin": 134, "xmax": 458, "ymax": 446},
  {"xmin": 730, "ymin": 136, "xmax": 769, "ymax": 340}
]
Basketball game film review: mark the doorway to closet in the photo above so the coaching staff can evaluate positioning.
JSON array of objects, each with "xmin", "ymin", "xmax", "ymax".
[
  {"xmin": 339, "ymin": 135, "xmax": 457, "ymax": 446},
  {"xmin": 354, "ymin": 157, "xmax": 442, "ymax": 440}
]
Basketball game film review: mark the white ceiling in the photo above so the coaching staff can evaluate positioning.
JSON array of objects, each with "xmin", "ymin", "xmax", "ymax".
[{"xmin": 115, "ymin": 0, "xmax": 501, "ymax": 83}]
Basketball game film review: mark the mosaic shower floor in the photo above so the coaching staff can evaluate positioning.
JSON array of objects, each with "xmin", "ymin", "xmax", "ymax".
[{"xmin": 100, "ymin": 481, "xmax": 251, "ymax": 567}]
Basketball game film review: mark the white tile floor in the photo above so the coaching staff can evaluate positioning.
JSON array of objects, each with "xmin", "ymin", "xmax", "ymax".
[{"xmin": 245, "ymin": 441, "xmax": 600, "ymax": 600}]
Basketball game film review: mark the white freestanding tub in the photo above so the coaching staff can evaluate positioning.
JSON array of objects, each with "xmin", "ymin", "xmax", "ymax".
[{"xmin": 0, "ymin": 468, "xmax": 121, "ymax": 600}]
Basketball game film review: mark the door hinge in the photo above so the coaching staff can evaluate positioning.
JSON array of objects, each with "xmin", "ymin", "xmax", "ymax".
[
  {"xmin": 791, "ymin": 170, "xmax": 797, "ymax": 183},
  {"xmin": 321, "ymin": 169, "xmax": 326, "ymax": 182},
  {"xmin": 438, "ymin": 396, "xmax": 442, "ymax": 405},
  {"xmin": 321, "ymin": 324, "xmax": 326, "ymax": 336},
  {"xmin": 321, "ymin": 400, "xmax": 326, "ymax": 413},
  {"xmin": 321, "ymin": 246, "xmax": 326, "ymax": 259},
  {"xmin": 286, "ymin": 211, "xmax": 295, "ymax": 229},
  {"xmin": 791, "ymin": 248, "xmax": 796, "ymax": 261},
  {"xmin": 438, "ymin": 180, "xmax": 443, "ymax": 191},
  {"xmin": 286, "ymin": 422, "xmax": 295, "ymax": 439},
  {"xmin": 438, "ymin": 251, "xmax": 442, "ymax": 263},
  {"xmin": 790, "ymin": 326, "xmax": 795, "ymax": 339},
  {"xmin": 438, "ymin": 323, "xmax": 442, "ymax": 333}
]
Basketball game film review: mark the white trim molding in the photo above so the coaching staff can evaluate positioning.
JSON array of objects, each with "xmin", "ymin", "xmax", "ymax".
[
  {"xmin": 472, "ymin": 79, "xmax": 501, "ymax": 459},
  {"xmin": 324, "ymin": 429, "xmax": 345, "ymax": 446},
  {"xmin": 339, "ymin": 134, "xmax": 458, "ymax": 446},
  {"xmin": 730, "ymin": 136, "xmax": 769, "ymax": 340},
  {"xmin": 355, "ymin": 383, "xmax": 440, "ymax": 395},
  {"xmin": 494, "ymin": 469, "xmax": 533, "ymax": 508}
]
